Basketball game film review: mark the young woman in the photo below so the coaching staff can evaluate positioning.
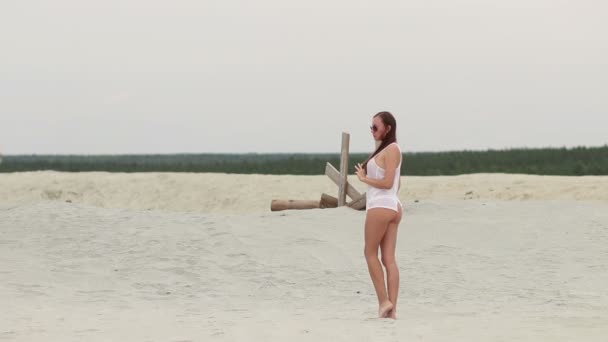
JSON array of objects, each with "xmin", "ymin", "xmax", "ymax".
[{"xmin": 355, "ymin": 111, "xmax": 403, "ymax": 319}]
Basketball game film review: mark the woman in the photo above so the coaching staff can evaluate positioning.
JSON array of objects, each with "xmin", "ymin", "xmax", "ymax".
[{"xmin": 355, "ymin": 111, "xmax": 403, "ymax": 319}]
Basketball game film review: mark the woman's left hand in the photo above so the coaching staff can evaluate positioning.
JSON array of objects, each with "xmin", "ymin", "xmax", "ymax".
[{"xmin": 355, "ymin": 163, "xmax": 367, "ymax": 182}]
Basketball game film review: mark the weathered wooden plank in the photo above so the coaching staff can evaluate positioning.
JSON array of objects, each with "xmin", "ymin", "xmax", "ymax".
[
  {"xmin": 325, "ymin": 162, "xmax": 363, "ymax": 200},
  {"xmin": 347, "ymin": 193, "xmax": 366, "ymax": 210},
  {"xmin": 338, "ymin": 132, "xmax": 350, "ymax": 206}
]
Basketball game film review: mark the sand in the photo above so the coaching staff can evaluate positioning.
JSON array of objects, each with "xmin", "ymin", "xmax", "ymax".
[{"xmin": 1, "ymin": 171, "xmax": 608, "ymax": 341}]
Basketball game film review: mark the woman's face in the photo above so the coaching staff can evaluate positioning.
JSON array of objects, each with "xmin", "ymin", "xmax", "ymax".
[{"xmin": 370, "ymin": 116, "xmax": 390, "ymax": 141}]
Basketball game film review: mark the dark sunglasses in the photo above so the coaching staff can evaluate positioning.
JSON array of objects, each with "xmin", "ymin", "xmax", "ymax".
[{"xmin": 370, "ymin": 125, "xmax": 378, "ymax": 132}]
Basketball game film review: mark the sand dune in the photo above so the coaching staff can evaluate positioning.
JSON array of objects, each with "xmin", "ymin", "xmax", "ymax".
[
  {"xmin": 1, "ymin": 171, "xmax": 607, "ymax": 213},
  {"xmin": 1, "ymin": 172, "xmax": 608, "ymax": 341}
]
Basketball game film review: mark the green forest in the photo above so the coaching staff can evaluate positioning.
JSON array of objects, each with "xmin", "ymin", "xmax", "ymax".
[{"xmin": 1, "ymin": 145, "xmax": 607, "ymax": 176}]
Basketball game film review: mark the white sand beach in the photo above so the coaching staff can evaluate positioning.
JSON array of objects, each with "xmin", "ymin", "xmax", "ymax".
[{"xmin": 1, "ymin": 172, "xmax": 608, "ymax": 341}]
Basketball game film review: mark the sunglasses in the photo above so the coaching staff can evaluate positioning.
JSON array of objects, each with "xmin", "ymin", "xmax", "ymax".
[{"xmin": 370, "ymin": 125, "xmax": 378, "ymax": 132}]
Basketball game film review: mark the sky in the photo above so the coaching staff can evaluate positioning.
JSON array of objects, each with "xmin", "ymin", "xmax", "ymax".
[{"xmin": 1, "ymin": 0, "xmax": 606, "ymax": 154}]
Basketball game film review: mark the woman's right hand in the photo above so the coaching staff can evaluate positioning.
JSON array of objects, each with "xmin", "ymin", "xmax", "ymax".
[{"xmin": 355, "ymin": 163, "xmax": 367, "ymax": 182}]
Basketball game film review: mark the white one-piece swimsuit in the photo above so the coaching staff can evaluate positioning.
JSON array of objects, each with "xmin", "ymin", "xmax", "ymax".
[{"xmin": 366, "ymin": 142, "xmax": 402, "ymax": 212}]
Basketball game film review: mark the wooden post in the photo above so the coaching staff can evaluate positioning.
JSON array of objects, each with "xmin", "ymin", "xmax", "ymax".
[{"xmin": 338, "ymin": 132, "xmax": 350, "ymax": 206}]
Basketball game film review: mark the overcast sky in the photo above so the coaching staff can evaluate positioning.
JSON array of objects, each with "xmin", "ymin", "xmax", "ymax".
[{"xmin": 1, "ymin": 0, "xmax": 606, "ymax": 154}]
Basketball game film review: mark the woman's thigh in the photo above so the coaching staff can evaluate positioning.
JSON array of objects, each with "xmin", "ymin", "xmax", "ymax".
[
  {"xmin": 381, "ymin": 204, "xmax": 402, "ymax": 262},
  {"xmin": 365, "ymin": 208, "xmax": 398, "ymax": 251}
]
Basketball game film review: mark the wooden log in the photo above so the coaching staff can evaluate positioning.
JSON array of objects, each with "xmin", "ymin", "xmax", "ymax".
[
  {"xmin": 347, "ymin": 193, "xmax": 366, "ymax": 210},
  {"xmin": 338, "ymin": 132, "xmax": 350, "ymax": 206},
  {"xmin": 325, "ymin": 162, "xmax": 363, "ymax": 200},
  {"xmin": 320, "ymin": 193, "xmax": 338, "ymax": 209},
  {"xmin": 270, "ymin": 200, "xmax": 320, "ymax": 211}
]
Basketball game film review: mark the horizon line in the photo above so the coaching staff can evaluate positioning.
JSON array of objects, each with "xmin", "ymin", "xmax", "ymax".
[{"xmin": 2, "ymin": 144, "xmax": 607, "ymax": 156}]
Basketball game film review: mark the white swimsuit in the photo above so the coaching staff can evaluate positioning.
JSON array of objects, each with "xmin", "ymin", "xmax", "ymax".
[{"xmin": 366, "ymin": 143, "xmax": 402, "ymax": 212}]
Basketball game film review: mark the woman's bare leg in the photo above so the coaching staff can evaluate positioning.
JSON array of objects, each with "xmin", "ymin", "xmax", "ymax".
[
  {"xmin": 365, "ymin": 208, "xmax": 397, "ymax": 317},
  {"xmin": 381, "ymin": 203, "xmax": 402, "ymax": 319}
]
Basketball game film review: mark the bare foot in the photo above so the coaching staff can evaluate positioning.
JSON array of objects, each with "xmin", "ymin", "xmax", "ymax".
[
  {"xmin": 378, "ymin": 301, "xmax": 393, "ymax": 318},
  {"xmin": 387, "ymin": 309, "xmax": 397, "ymax": 320}
]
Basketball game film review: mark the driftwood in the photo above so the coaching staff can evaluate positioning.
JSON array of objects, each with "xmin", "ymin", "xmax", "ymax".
[
  {"xmin": 270, "ymin": 132, "xmax": 367, "ymax": 212},
  {"xmin": 270, "ymin": 200, "xmax": 320, "ymax": 211},
  {"xmin": 271, "ymin": 193, "xmax": 340, "ymax": 212},
  {"xmin": 320, "ymin": 193, "xmax": 338, "ymax": 208}
]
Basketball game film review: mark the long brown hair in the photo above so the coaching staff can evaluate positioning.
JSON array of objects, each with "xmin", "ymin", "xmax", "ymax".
[{"xmin": 362, "ymin": 111, "xmax": 397, "ymax": 172}]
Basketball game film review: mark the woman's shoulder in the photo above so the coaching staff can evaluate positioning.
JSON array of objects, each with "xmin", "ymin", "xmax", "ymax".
[
  {"xmin": 386, "ymin": 142, "xmax": 401, "ymax": 152},
  {"xmin": 387, "ymin": 143, "xmax": 403, "ymax": 162},
  {"xmin": 380, "ymin": 143, "xmax": 401, "ymax": 160}
]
